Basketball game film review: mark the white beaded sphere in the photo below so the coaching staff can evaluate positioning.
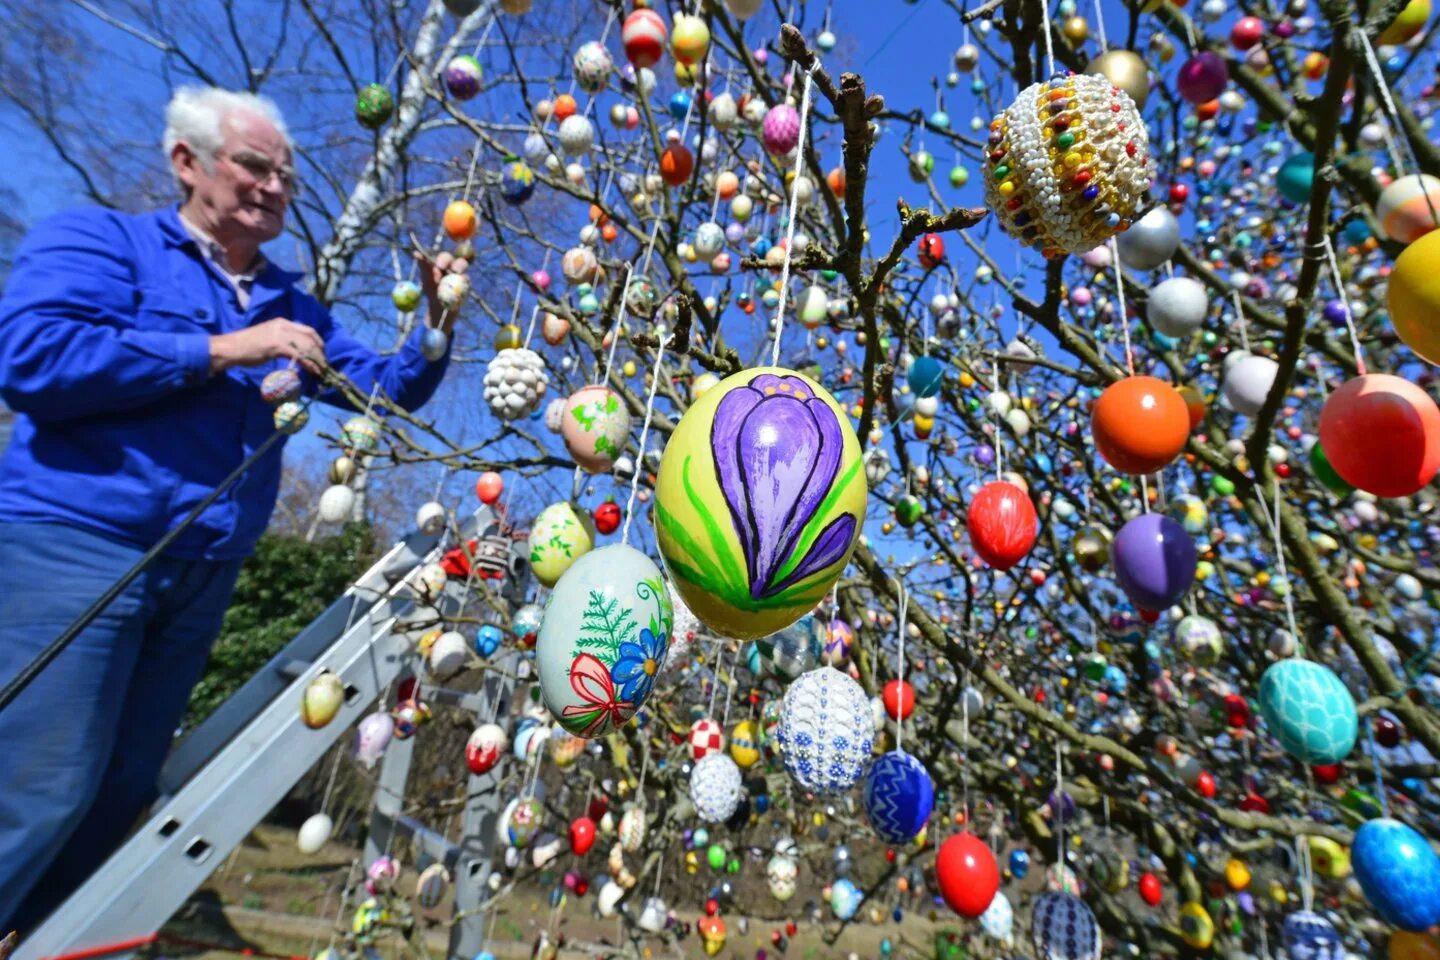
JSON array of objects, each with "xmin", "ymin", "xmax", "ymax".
[
  {"xmin": 1032, "ymin": 893, "xmax": 1101, "ymax": 960},
  {"xmin": 558, "ymin": 114, "xmax": 595, "ymax": 156},
  {"xmin": 483, "ymin": 348, "xmax": 549, "ymax": 420},
  {"xmin": 1147, "ymin": 276, "xmax": 1209, "ymax": 337},
  {"xmin": 984, "ymin": 72, "xmax": 1152, "ymax": 256},
  {"xmin": 776, "ymin": 666, "xmax": 873, "ymax": 794},
  {"xmin": 690, "ymin": 752, "xmax": 744, "ymax": 822}
]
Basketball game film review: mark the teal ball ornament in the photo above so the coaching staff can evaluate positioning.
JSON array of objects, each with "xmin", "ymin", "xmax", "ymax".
[
  {"xmin": 1277, "ymin": 152, "xmax": 1316, "ymax": 204},
  {"xmin": 1258, "ymin": 658, "xmax": 1357, "ymax": 764},
  {"xmin": 907, "ymin": 355, "xmax": 944, "ymax": 398},
  {"xmin": 1353, "ymin": 818, "xmax": 1440, "ymax": 931}
]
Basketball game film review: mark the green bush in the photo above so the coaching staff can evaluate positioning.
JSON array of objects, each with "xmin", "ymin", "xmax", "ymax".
[{"xmin": 183, "ymin": 524, "xmax": 377, "ymax": 729}]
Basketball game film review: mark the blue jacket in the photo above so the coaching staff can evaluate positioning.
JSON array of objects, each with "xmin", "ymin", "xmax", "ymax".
[{"xmin": 0, "ymin": 205, "xmax": 450, "ymax": 560}]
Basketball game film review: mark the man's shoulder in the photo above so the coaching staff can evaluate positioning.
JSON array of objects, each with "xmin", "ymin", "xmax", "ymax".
[{"xmin": 28, "ymin": 205, "xmax": 166, "ymax": 250}]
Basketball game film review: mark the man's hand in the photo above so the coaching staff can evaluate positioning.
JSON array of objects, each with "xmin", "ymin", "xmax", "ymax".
[
  {"xmin": 416, "ymin": 249, "xmax": 462, "ymax": 335},
  {"xmin": 209, "ymin": 318, "xmax": 325, "ymax": 376}
]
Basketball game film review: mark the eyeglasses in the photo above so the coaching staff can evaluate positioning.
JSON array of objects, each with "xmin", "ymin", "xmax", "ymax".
[{"xmin": 219, "ymin": 149, "xmax": 302, "ymax": 197}]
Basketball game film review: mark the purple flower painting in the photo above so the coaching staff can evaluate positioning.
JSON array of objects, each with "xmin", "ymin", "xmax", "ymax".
[{"xmin": 711, "ymin": 374, "xmax": 858, "ymax": 600}]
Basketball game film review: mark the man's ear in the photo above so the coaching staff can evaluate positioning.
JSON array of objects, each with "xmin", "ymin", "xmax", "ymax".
[{"xmin": 171, "ymin": 142, "xmax": 201, "ymax": 194}]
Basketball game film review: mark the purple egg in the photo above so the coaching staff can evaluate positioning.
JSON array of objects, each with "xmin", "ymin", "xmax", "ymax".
[
  {"xmin": 725, "ymin": 222, "xmax": 746, "ymax": 244},
  {"xmin": 1177, "ymin": 51, "xmax": 1229, "ymax": 104},
  {"xmin": 1111, "ymin": 514, "xmax": 1197, "ymax": 611},
  {"xmin": 1323, "ymin": 299, "xmax": 1350, "ymax": 327},
  {"xmin": 975, "ymin": 445, "xmax": 995, "ymax": 466}
]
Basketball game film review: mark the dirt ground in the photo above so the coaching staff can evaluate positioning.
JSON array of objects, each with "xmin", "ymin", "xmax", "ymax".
[{"xmin": 151, "ymin": 824, "xmax": 952, "ymax": 960}]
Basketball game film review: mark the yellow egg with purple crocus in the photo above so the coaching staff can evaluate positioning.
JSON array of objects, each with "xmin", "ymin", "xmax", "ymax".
[{"xmin": 655, "ymin": 368, "xmax": 867, "ymax": 640}]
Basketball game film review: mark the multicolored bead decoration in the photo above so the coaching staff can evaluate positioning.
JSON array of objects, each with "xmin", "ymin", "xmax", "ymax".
[{"xmin": 984, "ymin": 72, "xmax": 1151, "ymax": 257}]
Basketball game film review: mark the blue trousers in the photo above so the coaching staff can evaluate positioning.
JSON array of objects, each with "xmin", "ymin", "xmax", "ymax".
[{"xmin": 0, "ymin": 521, "xmax": 243, "ymax": 936}]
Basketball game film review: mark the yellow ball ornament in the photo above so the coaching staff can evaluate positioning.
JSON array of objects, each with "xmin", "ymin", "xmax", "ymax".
[
  {"xmin": 655, "ymin": 368, "xmax": 867, "ymax": 640},
  {"xmin": 730, "ymin": 720, "xmax": 762, "ymax": 768},
  {"xmin": 1386, "ymin": 228, "xmax": 1440, "ymax": 364},
  {"xmin": 1085, "ymin": 49, "xmax": 1150, "ymax": 110},
  {"xmin": 1379, "ymin": 0, "xmax": 1431, "ymax": 45},
  {"xmin": 671, "ymin": 13, "xmax": 710, "ymax": 65},
  {"xmin": 1179, "ymin": 902, "xmax": 1215, "ymax": 949},
  {"xmin": 530, "ymin": 501, "xmax": 596, "ymax": 587}
]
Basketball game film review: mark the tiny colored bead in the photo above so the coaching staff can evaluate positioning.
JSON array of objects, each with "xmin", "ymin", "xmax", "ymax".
[
  {"xmin": 1056, "ymin": 132, "xmax": 1076, "ymax": 149},
  {"xmin": 998, "ymin": 181, "xmax": 1016, "ymax": 197},
  {"xmin": 994, "ymin": 164, "xmax": 1010, "ymax": 178}
]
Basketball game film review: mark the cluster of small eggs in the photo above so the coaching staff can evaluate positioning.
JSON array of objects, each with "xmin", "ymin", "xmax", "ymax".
[{"xmin": 983, "ymin": 72, "xmax": 1151, "ymax": 257}]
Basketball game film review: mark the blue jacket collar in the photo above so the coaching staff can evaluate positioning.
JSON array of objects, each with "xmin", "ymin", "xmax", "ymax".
[{"xmin": 157, "ymin": 204, "xmax": 305, "ymax": 292}]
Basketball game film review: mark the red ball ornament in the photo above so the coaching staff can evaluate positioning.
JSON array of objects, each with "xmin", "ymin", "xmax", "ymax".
[
  {"xmin": 1168, "ymin": 183, "xmax": 1190, "ymax": 205},
  {"xmin": 935, "ymin": 832, "xmax": 999, "ymax": 918},
  {"xmin": 918, "ymin": 233, "xmax": 945, "ymax": 270},
  {"xmin": 883, "ymin": 679, "xmax": 916, "ymax": 720},
  {"xmin": 475, "ymin": 471, "xmax": 504, "ymax": 504},
  {"xmin": 1139, "ymin": 871, "xmax": 1163, "ymax": 906},
  {"xmin": 966, "ymin": 481, "xmax": 1038, "ymax": 571},
  {"xmin": 1196, "ymin": 770, "xmax": 1217, "ymax": 799},
  {"xmin": 785, "ymin": 921, "xmax": 798, "ymax": 938},
  {"xmin": 660, "ymin": 143, "xmax": 695, "ymax": 187},
  {"xmin": 1231, "ymin": 16, "xmax": 1265, "ymax": 49},
  {"xmin": 1317, "ymin": 373, "xmax": 1440, "ymax": 498},
  {"xmin": 1375, "ymin": 716, "xmax": 1404, "ymax": 748},
  {"xmin": 1312, "ymin": 763, "xmax": 1343, "ymax": 785},
  {"xmin": 574, "ymin": 878, "xmax": 589, "ymax": 897},
  {"xmin": 569, "ymin": 816, "xmax": 597, "ymax": 855},
  {"xmin": 706, "ymin": 899, "xmax": 720, "ymax": 916},
  {"xmin": 594, "ymin": 500, "xmax": 622, "ymax": 535},
  {"xmin": 1238, "ymin": 792, "xmax": 1271, "ymax": 814},
  {"xmin": 621, "ymin": 8, "xmax": 668, "ymax": 68},
  {"xmin": 587, "ymin": 796, "xmax": 609, "ymax": 822}
]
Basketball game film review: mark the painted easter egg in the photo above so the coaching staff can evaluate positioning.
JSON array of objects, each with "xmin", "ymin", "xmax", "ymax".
[
  {"xmin": 529, "ymin": 501, "xmax": 596, "ymax": 587},
  {"xmin": 1354, "ymin": 818, "xmax": 1440, "ymax": 931},
  {"xmin": 862, "ymin": 750, "xmax": 935, "ymax": 844},
  {"xmin": 654, "ymin": 368, "xmax": 866, "ymax": 640},
  {"xmin": 562, "ymin": 385, "xmax": 632, "ymax": 474},
  {"xmin": 755, "ymin": 613, "xmax": 825, "ymax": 681},
  {"xmin": 1031, "ymin": 893, "xmax": 1101, "ymax": 960},
  {"xmin": 1258, "ymin": 658, "xmax": 1358, "ymax": 765},
  {"xmin": 776, "ymin": 666, "xmax": 873, "ymax": 793},
  {"xmin": 301, "ymin": 670, "xmax": 345, "ymax": 728},
  {"xmin": 465, "ymin": 723, "xmax": 508, "ymax": 775},
  {"xmin": 536, "ymin": 544, "xmax": 673, "ymax": 738}
]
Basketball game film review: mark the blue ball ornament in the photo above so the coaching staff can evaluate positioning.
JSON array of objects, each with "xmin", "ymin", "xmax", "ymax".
[
  {"xmin": 1258, "ymin": 659, "xmax": 1357, "ymax": 765},
  {"xmin": 1353, "ymin": 818, "xmax": 1440, "ymax": 931},
  {"xmin": 1010, "ymin": 848, "xmax": 1030, "ymax": 878},
  {"xmin": 1281, "ymin": 910, "xmax": 1341, "ymax": 960},
  {"xmin": 475, "ymin": 623, "xmax": 504, "ymax": 657},
  {"xmin": 668, "ymin": 91, "xmax": 692, "ymax": 121},
  {"xmin": 862, "ymin": 750, "xmax": 935, "ymax": 844},
  {"xmin": 907, "ymin": 355, "xmax": 944, "ymax": 398},
  {"xmin": 830, "ymin": 877, "xmax": 863, "ymax": 920}
]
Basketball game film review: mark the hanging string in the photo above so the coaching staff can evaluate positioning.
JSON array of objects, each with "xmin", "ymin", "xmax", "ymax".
[
  {"xmin": 597, "ymin": 262, "xmax": 636, "ymax": 386},
  {"xmin": 1230, "ymin": 290, "xmax": 1252, "ymax": 354},
  {"xmin": 1296, "ymin": 834, "xmax": 1315, "ymax": 912},
  {"xmin": 1108, "ymin": 237, "xmax": 1136, "ymax": 375},
  {"xmin": 1263, "ymin": 477, "xmax": 1303, "ymax": 651},
  {"xmin": 621, "ymin": 335, "xmax": 673, "ymax": 545},
  {"xmin": 769, "ymin": 63, "xmax": 819, "ymax": 366},
  {"xmin": 318, "ymin": 742, "xmax": 346, "ymax": 817},
  {"xmin": 1321, "ymin": 233, "xmax": 1368, "ymax": 375},
  {"xmin": 1040, "ymin": 0, "xmax": 1057, "ymax": 79},
  {"xmin": 895, "ymin": 580, "xmax": 909, "ymax": 755},
  {"xmin": 706, "ymin": 641, "xmax": 729, "ymax": 717},
  {"xmin": 1139, "ymin": 474, "xmax": 1151, "ymax": 514},
  {"xmin": 1054, "ymin": 741, "xmax": 1066, "ymax": 874},
  {"xmin": 992, "ymin": 362, "xmax": 1003, "ymax": 481},
  {"xmin": 1091, "ymin": 0, "xmax": 1108, "ymax": 53}
]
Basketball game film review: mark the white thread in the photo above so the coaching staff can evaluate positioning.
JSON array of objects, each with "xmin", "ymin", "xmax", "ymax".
[
  {"xmin": 621, "ymin": 335, "xmax": 671, "ymax": 545},
  {"xmin": 896, "ymin": 581, "xmax": 908, "ymax": 755},
  {"xmin": 1231, "ymin": 289, "xmax": 1251, "ymax": 354},
  {"xmin": 770, "ymin": 64, "xmax": 818, "ymax": 366},
  {"xmin": 1108, "ymin": 237, "xmax": 1135, "ymax": 375},
  {"xmin": 1321, "ymin": 233, "xmax": 1367, "ymax": 375},
  {"xmin": 1091, "ymin": 0, "xmax": 1108, "ymax": 53},
  {"xmin": 1040, "ymin": 0, "xmax": 1056, "ymax": 79}
]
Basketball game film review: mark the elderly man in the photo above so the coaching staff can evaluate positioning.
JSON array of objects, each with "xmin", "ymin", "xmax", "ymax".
[{"xmin": 0, "ymin": 87, "xmax": 454, "ymax": 936}]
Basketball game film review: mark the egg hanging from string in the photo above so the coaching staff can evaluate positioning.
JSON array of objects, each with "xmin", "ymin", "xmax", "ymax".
[
  {"xmin": 561, "ymin": 386, "xmax": 632, "ymax": 474},
  {"xmin": 1353, "ymin": 818, "xmax": 1440, "ymax": 931},
  {"xmin": 1258, "ymin": 658, "xmax": 1358, "ymax": 765},
  {"xmin": 984, "ymin": 72, "xmax": 1151, "ymax": 257},
  {"xmin": 862, "ymin": 751, "xmax": 934, "ymax": 844},
  {"xmin": 777, "ymin": 666, "xmax": 873, "ymax": 793}
]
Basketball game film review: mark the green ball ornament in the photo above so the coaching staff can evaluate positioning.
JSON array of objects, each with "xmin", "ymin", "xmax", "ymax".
[
  {"xmin": 355, "ymin": 83, "xmax": 395, "ymax": 129},
  {"xmin": 707, "ymin": 843, "xmax": 727, "ymax": 870},
  {"xmin": 895, "ymin": 495, "xmax": 924, "ymax": 527},
  {"xmin": 1212, "ymin": 476, "xmax": 1235, "ymax": 496},
  {"xmin": 949, "ymin": 165, "xmax": 970, "ymax": 188},
  {"xmin": 1310, "ymin": 442, "xmax": 1354, "ymax": 495}
]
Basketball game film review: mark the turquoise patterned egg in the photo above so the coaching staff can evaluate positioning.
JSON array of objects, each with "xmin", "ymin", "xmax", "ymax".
[{"xmin": 1258, "ymin": 658, "xmax": 1357, "ymax": 765}]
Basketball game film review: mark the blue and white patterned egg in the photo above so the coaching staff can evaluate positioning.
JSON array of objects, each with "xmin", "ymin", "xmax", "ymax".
[
  {"xmin": 830, "ymin": 877, "xmax": 863, "ymax": 920},
  {"xmin": 862, "ymin": 750, "xmax": 934, "ymax": 844},
  {"xmin": 690, "ymin": 752, "xmax": 744, "ymax": 823},
  {"xmin": 777, "ymin": 666, "xmax": 872, "ymax": 793},
  {"xmin": 1353, "ymin": 818, "xmax": 1440, "ymax": 931},
  {"xmin": 980, "ymin": 891, "xmax": 1014, "ymax": 942},
  {"xmin": 1031, "ymin": 892, "xmax": 1101, "ymax": 960},
  {"xmin": 1258, "ymin": 658, "xmax": 1358, "ymax": 764},
  {"xmin": 1281, "ymin": 910, "xmax": 1342, "ymax": 960}
]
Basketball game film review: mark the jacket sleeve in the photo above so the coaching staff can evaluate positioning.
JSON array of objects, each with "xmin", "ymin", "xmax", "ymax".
[
  {"xmin": 307, "ymin": 299, "xmax": 451, "ymax": 414},
  {"xmin": 0, "ymin": 209, "xmax": 212, "ymax": 423}
]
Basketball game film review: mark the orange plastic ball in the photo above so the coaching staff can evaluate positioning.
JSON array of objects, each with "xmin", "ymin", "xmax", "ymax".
[
  {"xmin": 660, "ymin": 143, "xmax": 694, "ymax": 186},
  {"xmin": 827, "ymin": 167, "xmax": 846, "ymax": 197},
  {"xmin": 1391, "ymin": 931, "xmax": 1440, "ymax": 960},
  {"xmin": 1091, "ymin": 376, "xmax": 1191, "ymax": 474},
  {"xmin": 553, "ymin": 94, "xmax": 578, "ymax": 121},
  {"xmin": 443, "ymin": 200, "xmax": 477, "ymax": 241},
  {"xmin": 1318, "ymin": 373, "xmax": 1440, "ymax": 498}
]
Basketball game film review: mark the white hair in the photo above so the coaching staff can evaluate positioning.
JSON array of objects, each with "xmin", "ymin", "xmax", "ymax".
[{"xmin": 163, "ymin": 86, "xmax": 293, "ymax": 184}]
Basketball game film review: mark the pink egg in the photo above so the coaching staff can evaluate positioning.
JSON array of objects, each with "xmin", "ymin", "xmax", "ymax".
[
  {"xmin": 1071, "ymin": 287, "xmax": 1093, "ymax": 306},
  {"xmin": 531, "ymin": 269, "xmax": 551, "ymax": 290}
]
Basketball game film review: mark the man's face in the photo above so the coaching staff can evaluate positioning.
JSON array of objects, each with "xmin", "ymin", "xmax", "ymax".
[{"xmin": 174, "ymin": 109, "xmax": 293, "ymax": 244}]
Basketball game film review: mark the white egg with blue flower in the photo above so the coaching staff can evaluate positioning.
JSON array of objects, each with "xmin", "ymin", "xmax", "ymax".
[{"xmin": 536, "ymin": 544, "xmax": 673, "ymax": 739}]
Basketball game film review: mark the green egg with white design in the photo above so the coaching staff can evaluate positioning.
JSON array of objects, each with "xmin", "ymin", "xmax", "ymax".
[
  {"xmin": 530, "ymin": 501, "xmax": 596, "ymax": 587},
  {"xmin": 536, "ymin": 544, "xmax": 674, "ymax": 738},
  {"xmin": 655, "ymin": 367, "xmax": 867, "ymax": 641},
  {"xmin": 562, "ymin": 385, "xmax": 632, "ymax": 473}
]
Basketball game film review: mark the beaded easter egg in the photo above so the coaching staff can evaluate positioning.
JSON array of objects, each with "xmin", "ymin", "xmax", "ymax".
[
  {"xmin": 862, "ymin": 750, "xmax": 934, "ymax": 844},
  {"xmin": 1147, "ymin": 276, "xmax": 1208, "ymax": 337},
  {"xmin": 1319, "ymin": 373, "xmax": 1440, "ymax": 498},
  {"xmin": 1377, "ymin": 174, "xmax": 1440, "ymax": 244},
  {"xmin": 755, "ymin": 613, "xmax": 825, "ymax": 681},
  {"xmin": 690, "ymin": 752, "xmax": 744, "ymax": 822},
  {"xmin": 355, "ymin": 83, "xmax": 394, "ymax": 129},
  {"xmin": 1173, "ymin": 614, "xmax": 1223, "ymax": 666},
  {"xmin": 984, "ymin": 72, "xmax": 1151, "ymax": 257},
  {"xmin": 537, "ymin": 543, "xmax": 673, "ymax": 737},
  {"xmin": 483, "ymin": 348, "xmax": 548, "ymax": 421},
  {"xmin": 654, "ymin": 368, "xmax": 866, "ymax": 641},
  {"xmin": 776, "ymin": 666, "xmax": 873, "ymax": 793},
  {"xmin": 529, "ymin": 501, "xmax": 596, "ymax": 587},
  {"xmin": 767, "ymin": 855, "xmax": 798, "ymax": 901},
  {"xmin": 274, "ymin": 401, "xmax": 308, "ymax": 434},
  {"xmin": 1117, "ymin": 205, "xmax": 1180, "ymax": 270},
  {"xmin": 1354, "ymin": 818, "xmax": 1440, "ymax": 931},
  {"xmin": 499, "ymin": 157, "xmax": 536, "ymax": 205},
  {"xmin": 1282, "ymin": 910, "xmax": 1343, "ymax": 960},
  {"xmin": 562, "ymin": 386, "xmax": 632, "ymax": 474},
  {"xmin": 622, "ymin": 9, "xmax": 667, "ymax": 67},
  {"xmin": 763, "ymin": 104, "xmax": 802, "ymax": 156},
  {"xmin": 1258, "ymin": 658, "xmax": 1357, "ymax": 764},
  {"xmin": 1032, "ymin": 893, "xmax": 1101, "ymax": 960},
  {"xmin": 572, "ymin": 41, "xmax": 612, "ymax": 93},
  {"xmin": 1112, "ymin": 513, "xmax": 1196, "ymax": 611},
  {"xmin": 1091, "ymin": 376, "xmax": 1190, "ymax": 474},
  {"xmin": 967, "ymin": 480, "xmax": 1037, "ymax": 571},
  {"xmin": 444, "ymin": 54, "xmax": 484, "ymax": 100}
]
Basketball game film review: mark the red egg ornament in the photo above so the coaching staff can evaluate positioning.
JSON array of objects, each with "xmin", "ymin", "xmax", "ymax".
[
  {"xmin": 660, "ymin": 143, "xmax": 694, "ymax": 187},
  {"xmin": 1317, "ymin": 373, "xmax": 1440, "ymax": 498},
  {"xmin": 475, "ymin": 471, "xmax": 504, "ymax": 504},
  {"xmin": 1196, "ymin": 771, "xmax": 1217, "ymax": 798},
  {"xmin": 1231, "ymin": 16, "xmax": 1265, "ymax": 49},
  {"xmin": 594, "ymin": 501, "xmax": 622, "ymax": 535},
  {"xmin": 1139, "ymin": 872, "xmax": 1163, "ymax": 906},
  {"xmin": 622, "ymin": 8, "xmax": 668, "ymax": 68},
  {"xmin": 967, "ymin": 481, "xmax": 1038, "ymax": 571},
  {"xmin": 1091, "ymin": 376, "xmax": 1191, "ymax": 474},
  {"xmin": 570, "ymin": 816, "xmax": 597, "ymax": 855},
  {"xmin": 918, "ymin": 233, "xmax": 945, "ymax": 270},
  {"xmin": 883, "ymin": 679, "xmax": 916, "ymax": 720},
  {"xmin": 936, "ymin": 833, "xmax": 999, "ymax": 917}
]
